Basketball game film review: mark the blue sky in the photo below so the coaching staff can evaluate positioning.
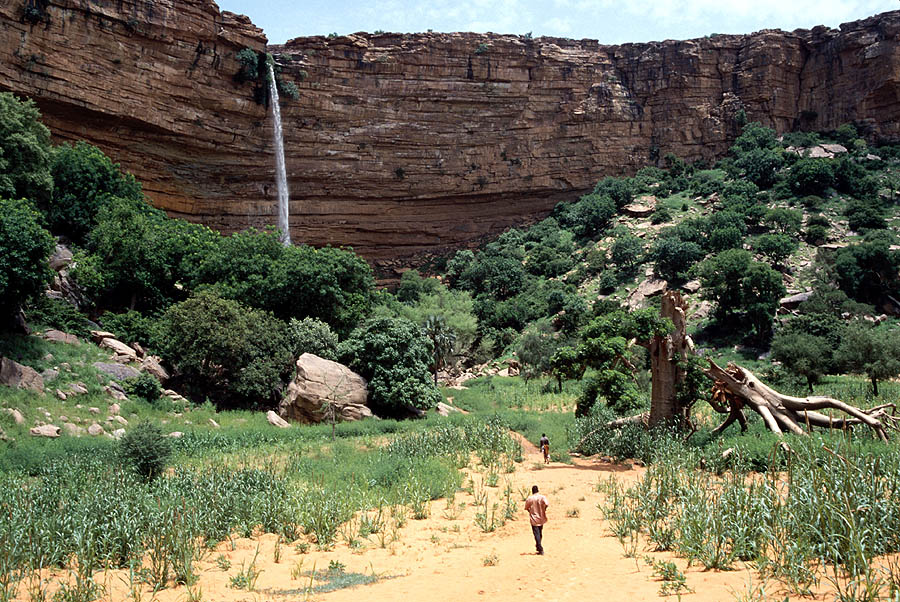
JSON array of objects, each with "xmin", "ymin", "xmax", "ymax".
[{"xmin": 216, "ymin": 0, "xmax": 899, "ymax": 45}]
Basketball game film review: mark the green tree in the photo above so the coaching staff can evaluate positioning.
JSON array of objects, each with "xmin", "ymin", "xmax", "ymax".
[
  {"xmin": 832, "ymin": 234, "xmax": 900, "ymax": 305},
  {"xmin": 568, "ymin": 193, "xmax": 616, "ymax": 239},
  {"xmin": 287, "ymin": 317, "xmax": 339, "ymax": 360},
  {"xmin": 119, "ymin": 422, "xmax": 172, "ymax": 481},
  {"xmin": 157, "ymin": 291, "xmax": 293, "ymax": 408},
  {"xmin": 192, "ymin": 229, "xmax": 374, "ymax": 336},
  {"xmin": 650, "ymin": 236, "xmax": 705, "ymax": 284},
  {"xmin": 0, "ymin": 92, "xmax": 53, "ymax": 204},
  {"xmin": 763, "ymin": 208, "xmax": 802, "ymax": 237},
  {"xmin": 610, "ymin": 232, "xmax": 644, "ymax": 272},
  {"xmin": 789, "ymin": 158, "xmax": 835, "ymax": 196},
  {"xmin": 752, "ymin": 233, "xmax": 798, "ymax": 268},
  {"xmin": 515, "ymin": 319, "xmax": 561, "ymax": 382},
  {"xmin": 80, "ymin": 197, "xmax": 174, "ymax": 310},
  {"xmin": 422, "ymin": 314, "xmax": 456, "ymax": 384},
  {"xmin": 0, "ymin": 198, "xmax": 54, "ymax": 323},
  {"xmin": 47, "ymin": 141, "xmax": 143, "ymax": 241},
  {"xmin": 835, "ymin": 322, "xmax": 900, "ymax": 397},
  {"xmin": 698, "ymin": 249, "xmax": 785, "ymax": 338},
  {"xmin": 338, "ymin": 316, "xmax": 441, "ymax": 416},
  {"xmin": 549, "ymin": 345, "xmax": 583, "ymax": 392},
  {"xmin": 771, "ymin": 332, "xmax": 831, "ymax": 392}
]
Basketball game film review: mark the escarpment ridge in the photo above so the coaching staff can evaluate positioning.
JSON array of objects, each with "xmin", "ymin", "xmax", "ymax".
[{"xmin": 2, "ymin": 2, "xmax": 899, "ymax": 267}]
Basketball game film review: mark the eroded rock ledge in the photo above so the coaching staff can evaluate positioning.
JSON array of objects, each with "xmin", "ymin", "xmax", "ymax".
[{"xmin": 2, "ymin": 2, "xmax": 898, "ymax": 266}]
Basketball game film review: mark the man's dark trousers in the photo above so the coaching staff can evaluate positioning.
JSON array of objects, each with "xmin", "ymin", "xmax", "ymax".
[{"xmin": 531, "ymin": 524, "xmax": 544, "ymax": 554}]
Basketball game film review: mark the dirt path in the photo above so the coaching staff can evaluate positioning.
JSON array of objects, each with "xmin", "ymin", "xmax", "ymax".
[
  {"xmin": 27, "ymin": 449, "xmax": 824, "ymax": 602},
  {"xmin": 124, "ymin": 450, "xmax": 776, "ymax": 602}
]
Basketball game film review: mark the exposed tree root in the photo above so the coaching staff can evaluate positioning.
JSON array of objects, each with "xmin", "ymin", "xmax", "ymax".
[{"xmin": 705, "ymin": 360, "xmax": 897, "ymax": 441}]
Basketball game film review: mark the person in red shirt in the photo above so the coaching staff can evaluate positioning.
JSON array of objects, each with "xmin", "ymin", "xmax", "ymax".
[{"xmin": 524, "ymin": 485, "xmax": 549, "ymax": 555}]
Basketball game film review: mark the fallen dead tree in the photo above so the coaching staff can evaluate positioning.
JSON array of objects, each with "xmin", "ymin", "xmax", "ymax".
[
  {"xmin": 706, "ymin": 360, "xmax": 899, "ymax": 441},
  {"xmin": 591, "ymin": 290, "xmax": 899, "ymax": 442}
]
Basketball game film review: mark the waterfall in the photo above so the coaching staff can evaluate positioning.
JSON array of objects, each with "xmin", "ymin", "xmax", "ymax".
[{"xmin": 268, "ymin": 62, "xmax": 291, "ymax": 245}]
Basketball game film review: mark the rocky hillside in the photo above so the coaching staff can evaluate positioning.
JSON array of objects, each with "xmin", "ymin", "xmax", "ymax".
[{"xmin": 2, "ymin": 2, "xmax": 899, "ymax": 268}]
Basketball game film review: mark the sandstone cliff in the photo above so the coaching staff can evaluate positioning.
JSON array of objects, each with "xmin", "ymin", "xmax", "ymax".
[{"xmin": 1, "ymin": 2, "xmax": 898, "ymax": 267}]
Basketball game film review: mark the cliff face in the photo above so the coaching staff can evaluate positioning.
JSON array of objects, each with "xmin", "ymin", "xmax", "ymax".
[{"xmin": 2, "ymin": 2, "xmax": 899, "ymax": 268}]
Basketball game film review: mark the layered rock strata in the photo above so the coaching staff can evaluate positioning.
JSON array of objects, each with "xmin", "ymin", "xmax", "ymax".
[{"xmin": 2, "ymin": 2, "xmax": 899, "ymax": 264}]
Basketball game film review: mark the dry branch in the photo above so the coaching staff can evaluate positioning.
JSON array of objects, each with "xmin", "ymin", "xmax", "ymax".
[{"xmin": 705, "ymin": 360, "xmax": 895, "ymax": 441}]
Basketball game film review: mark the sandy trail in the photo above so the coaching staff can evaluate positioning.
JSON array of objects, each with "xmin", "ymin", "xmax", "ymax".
[
  {"xmin": 138, "ymin": 451, "xmax": 768, "ymax": 602},
  {"xmin": 24, "ymin": 449, "xmax": 823, "ymax": 602}
]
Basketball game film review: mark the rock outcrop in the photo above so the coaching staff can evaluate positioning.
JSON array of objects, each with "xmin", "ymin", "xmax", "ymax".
[
  {"xmin": 2, "ymin": 2, "xmax": 899, "ymax": 264},
  {"xmin": 279, "ymin": 353, "xmax": 371, "ymax": 424},
  {"xmin": 0, "ymin": 358, "xmax": 44, "ymax": 393}
]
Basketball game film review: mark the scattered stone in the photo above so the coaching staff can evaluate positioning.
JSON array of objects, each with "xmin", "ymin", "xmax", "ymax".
[
  {"xmin": 60, "ymin": 363, "xmax": 71, "ymax": 371},
  {"xmin": 780, "ymin": 291, "xmax": 812, "ymax": 311},
  {"xmin": 267, "ymin": 410, "xmax": 291, "ymax": 428},
  {"xmin": 56, "ymin": 389, "xmax": 67, "ymax": 400},
  {"xmin": 112, "ymin": 415, "xmax": 128, "ymax": 425},
  {"xmin": 93, "ymin": 362, "xmax": 140, "ymax": 381},
  {"xmin": 42, "ymin": 369, "xmax": 59, "ymax": 382},
  {"xmin": 100, "ymin": 338, "xmax": 138, "ymax": 361},
  {"xmin": 278, "ymin": 354, "xmax": 371, "ymax": 424},
  {"xmin": 87, "ymin": 424, "xmax": 104, "ymax": 436},
  {"xmin": 75, "ymin": 404, "xmax": 82, "ymax": 409},
  {"xmin": 41, "ymin": 330, "xmax": 81, "ymax": 346},
  {"xmin": 63, "ymin": 423, "xmax": 85, "ymax": 437},
  {"xmin": 108, "ymin": 403, "xmax": 121, "ymax": 415},
  {"xmin": 167, "ymin": 431, "xmax": 184, "ymax": 438},
  {"xmin": 69, "ymin": 383, "xmax": 89, "ymax": 395},
  {"xmin": 104, "ymin": 386, "xmax": 128, "ymax": 401},
  {"xmin": 88, "ymin": 407, "xmax": 100, "ymax": 415},
  {"xmin": 0, "ymin": 358, "xmax": 45, "ymax": 394},
  {"xmin": 43, "ymin": 353, "xmax": 54, "ymax": 361},
  {"xmin": 58, "ymin": 415, "xmax": 68, "ymax": 422},
  {"xmin": 30, "ymin": 424, "xmax": 61, "ymax": 438},
  {"xmin": 436, "ymin": 402, "xmax": 461, "ymax": 417},
  {"xmin": 131, "ymin": 342, "xmax": 145, "ymax": 358},
  {"xmin": 682, "ymin": 279, "xmax": 701, "ymax": 294},
  {"xmin": 208, "ymin": 419, "xmax": 220, "ymax": 428},
  {"xmin": 110, "ymin": 428, "xmax": 126, "ymax": 440}
]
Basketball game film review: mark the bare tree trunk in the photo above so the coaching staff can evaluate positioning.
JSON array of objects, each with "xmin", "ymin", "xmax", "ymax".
[
  {"xmin": 705, "ymin": 360, "xmax": 897, "ymax": 441},
  {"xmin": 648, "ymin": 291, "xmax": 694, "ymax": 429}
]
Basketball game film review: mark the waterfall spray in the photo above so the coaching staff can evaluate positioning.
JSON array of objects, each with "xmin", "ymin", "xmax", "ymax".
[{"xmin": 268, "ymin": 61, "xmax": 291, "ymax": 245}]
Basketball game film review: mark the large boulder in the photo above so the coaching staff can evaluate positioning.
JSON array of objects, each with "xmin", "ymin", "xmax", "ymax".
[
  {"xmin": 266, "ymin": 410, "xmax": 290, "ymax": 428},
  {"xmin": 99, "ymin": 338, "xmax": 137, "ymax": 361},
  {"xmin": 140, "ymin": 356, "xmax": 169, "ymax": 383},
  {"xmin": 0, "ymin": 358, "xmax": 44, "ymax": 394},
  {"xmin": 41, "ymin": 330, "xmax": 81, "ymax": 345},
  {"xmin": 279, "ymin": 353, "xmax": 371, "ymax": 424}
]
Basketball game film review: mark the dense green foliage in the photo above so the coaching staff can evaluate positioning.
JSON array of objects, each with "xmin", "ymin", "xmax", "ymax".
[
  {"xmin": 191, "ymin": 229, "xmax": 374, "ymax": 336},
  {"xmin": 0, "ymin": 198, "xmax": 54, "ymax": 320},
  {"xmin": 288, "ymin": 316, "xmax": 339, "ymax": 360},
  {"xmin": 338, "ymin": 317, "xmax": 442, "ymax": 416},
  {"xmin": 47, "ymin": 141, "xmax": 143, "ymax": 241},
  {"xmin": 157, "ymin": 291, "xmax": 293, "ymax": 408},
  {"xmin": 0, "ymin": 92, "xmax": 52, "ymax": 204}
]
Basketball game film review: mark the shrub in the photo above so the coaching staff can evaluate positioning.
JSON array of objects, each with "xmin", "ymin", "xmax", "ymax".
[
  {"xmin": 157, "ymin": 291, "xmax": 293, "ymax": 408},
  {"xmin": 235, "ymin": 48, "xmax": 260, "ymax": 83},
  {"xmin": 844, "ymin": 200, "xmax": 886, "ymax": 231},
  {"xmin": 24, "ymin": 295, "xmax": 93, "ymax": 338},
  {"xmin": 123, "ymin": 373, "xmax": 162, "ymax": 403},
  {"xmin": 650, "ymin": 206, "xmax": 672, "ymax": 224},
  {"xmin": 338, "ymin": 316, "xmax": 441, "ymax": 416},
  {"xmin": 0, "ymin": 198, "xmax": 54, "ymax": 321},
  {"xmin": 650, "ymin": 237, "xmax": 704, "ymax": 284},
  {"xmin": 101, "ymin": 310, "xmax": 160, "ymax": 349},
  {"xmin": 119, "ymin": 422, "xmax": 172, "ymax": 481},
  {"xmin": 0, "ymin": 92, "xmax": 53, "ymax": 204},
  {"xmin": 789, "ymin": 158, "xmax": 835, "ymax": 196},
  {"xmin": 287, "ymin": 316, "xmax": 338, "ymax": 360}
]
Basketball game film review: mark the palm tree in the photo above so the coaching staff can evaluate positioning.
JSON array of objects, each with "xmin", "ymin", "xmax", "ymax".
[{"xmin": 422, "ymin": 315, "xmax": 456, "ymax": 384}]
